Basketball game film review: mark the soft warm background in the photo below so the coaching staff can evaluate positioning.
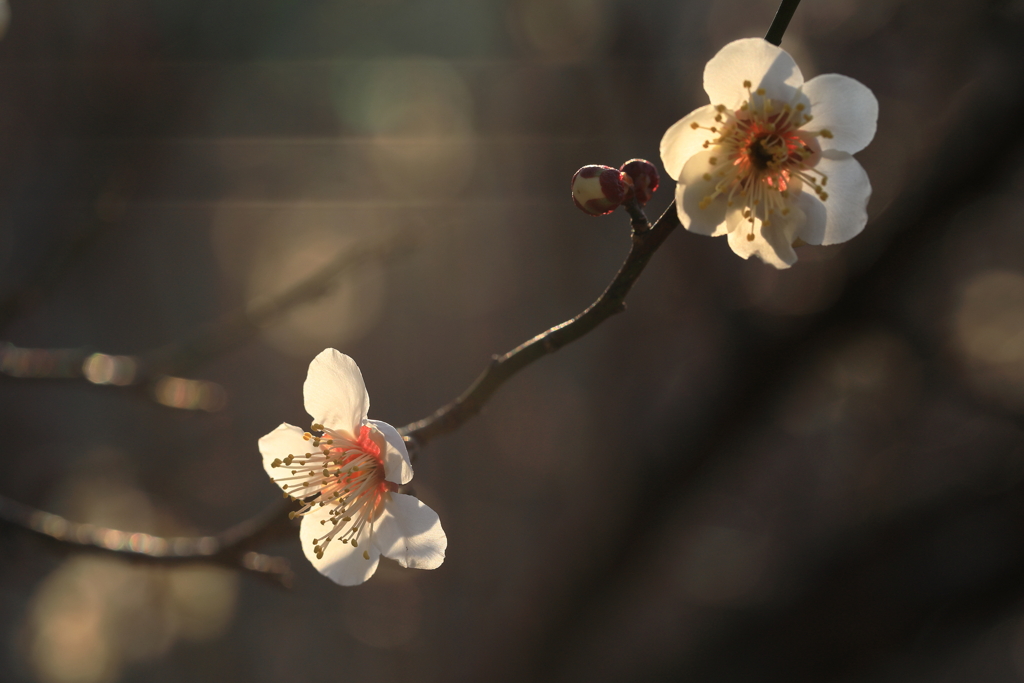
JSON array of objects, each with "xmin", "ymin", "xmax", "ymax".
[{"xmin": 2, "ymin": 1, "xmax": 1024, "ymax": 682}]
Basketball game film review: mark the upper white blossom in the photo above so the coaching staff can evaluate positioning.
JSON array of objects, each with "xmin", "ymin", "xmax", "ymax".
[
  {"xmin": 660, "ymin": 38, "xmax": 878, "ymax": 268},
  {"xmin": 259, "ymin": 349, "xmax": 446, "ymax": 586}
]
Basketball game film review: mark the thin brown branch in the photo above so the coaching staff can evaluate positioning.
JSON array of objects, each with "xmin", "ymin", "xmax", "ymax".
[
  {"xmin": 0, "ymin": 493, "xmax": 296, "ymax": 588},
  {"xmin": 138, "ymin": 235, "xmax": 410, "ymax": 379},
  {"xmin": 400, "ymin": 203, "xmax": 679, "ymax": 446}
]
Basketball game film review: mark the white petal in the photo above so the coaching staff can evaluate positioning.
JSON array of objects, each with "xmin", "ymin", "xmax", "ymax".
[
  {"xmin": 660, "ymin": 104, "xmax": 719, "ymax": 181},
  {"xmin": 792, "ymin": 189, "xmax": 827, "ymax": 246},
  {"xmin": 299, "ymin": 507, "xmax": 380, "ymax": 586},
  {"xmin": 801, "ymin": 74, "xmax": 878, "ymax": 155},
  {"xmin": 369, "ymin": 419, "xmax": 414, "ymax": 485},
  {"xmin": 676, "ymin": 149, "xmax": 730, "ymax": 237},
  {"xmin": 303, "ymin": 348, "xmax": 370, "ymax": 433},
  {"xmin": 373, "ymin": 493, "xmax": 446, "ymax": 570},
  {"xmin": 725, "ymin": 205, "xmax": 805, "ymax": 269},
  {"xmin": 811, "ymin": 151, "xmax": 871, "ymax": 245},
  {"xmin": 704, "ymin": 38, "xmax": 804, "ymax": 109},
  {"xmin": 258, "ymin": 423, "xmax": 316, "ymax": 493}
]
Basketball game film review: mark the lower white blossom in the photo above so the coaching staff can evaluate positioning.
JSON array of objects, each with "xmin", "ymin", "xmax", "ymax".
[
  {"xmin": 259, "ymin": 349, "xmax": 446, "ymax": 586},
  {"xmin": 660, "ymin": 38, "xmax": 878, "ymax": 268}
]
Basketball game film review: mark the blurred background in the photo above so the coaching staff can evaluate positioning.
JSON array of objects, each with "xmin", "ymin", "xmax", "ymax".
[{"xmin": 2, "ymin": 0, "xmax": 1024, "ymax": 681}]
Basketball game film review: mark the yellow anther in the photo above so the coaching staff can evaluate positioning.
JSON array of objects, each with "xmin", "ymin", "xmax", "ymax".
[
  {"xmin": 820, "ymin": 129, "xmax": 833, "ymax": 139},
  {"xmin": 747, "ymin": 233, "xmax": 755, "ymax": 241},
  {"xmin": 698, "ymin": 197, "xmax": 713, "ymax": 210},
  {"xmin": 819, "ymin": 191, "xmax": 829, "ymax": 200},
  {"xmin": 303, "ymin": 433, "xmax": 311, "ymax": 441},
  {"xmin": 690, "ymin": 122, "xmax": 700, "ymax": 129},
  {"xmin": 709, "ymin": 157, "xmax": 718, "ymax": 165},
  {"xmin": 756, "ymin": 88, "xmax": 766, "ymax": 96},
  {"xmin": 795, "ymin": 103, "xmax": 805, "ymax": 111},
  {"xmin": 743, "ymin": 80, "xmax": 752, "ymax": 88},
  {"xmin": 715, "ymin": 104, "xmax": 726, "ymax": 112},
  {"xmin": 352, "ymin": 539, "xmax": 358, "ymax": 548},
  {"xmin": 362, "ymin": 550, "xmax": 370, "ymax": 560},
  {"xmin": 702, "ymin": 173, "xmax": 712, "ymax": 181}
]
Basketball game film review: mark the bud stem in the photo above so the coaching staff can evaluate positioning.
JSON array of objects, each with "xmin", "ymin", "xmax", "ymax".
[{"xmin": 622, "ymin": 198, "xmax": 651, "ymax": 234}]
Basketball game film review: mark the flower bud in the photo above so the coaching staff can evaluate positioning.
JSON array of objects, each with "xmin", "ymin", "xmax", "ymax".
[
  {"xmin": 619, "ymin": 159, "xmax": 660, "ymax": 206},
  {"xmin": 571, "ymin": 165, "xmax": 628, "ymax": 216}
]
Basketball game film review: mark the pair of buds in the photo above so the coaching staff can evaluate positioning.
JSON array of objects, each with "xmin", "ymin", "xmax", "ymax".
[{"xmin": 571, "ymin": 159, "xmax": 660, "ymax": 216}]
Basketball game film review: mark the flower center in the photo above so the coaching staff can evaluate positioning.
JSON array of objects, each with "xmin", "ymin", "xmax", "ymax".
[
  {"xmin": 690, "ymin": 80, "xmax": 834, "ymax": 240},
  {"xmin": 269, "ymin": 423, "xmax": 395, "ymax": 561}
]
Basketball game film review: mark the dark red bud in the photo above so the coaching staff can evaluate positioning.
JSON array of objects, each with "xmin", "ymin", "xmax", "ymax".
[{"xmin": 620, "ymin": 159, "xmax": 660, "ymax": 206}]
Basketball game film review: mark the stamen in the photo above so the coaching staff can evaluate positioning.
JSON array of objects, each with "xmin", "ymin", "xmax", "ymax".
[
  {"xmin": 285, "ymin": 424, "xmax": 391, "ymax": 560},
  {"xmin": 686, "ymin": 79, "xmax": 827, "ymax": 246}
]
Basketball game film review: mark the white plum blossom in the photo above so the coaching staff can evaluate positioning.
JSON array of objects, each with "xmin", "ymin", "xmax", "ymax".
[
  {"xmin": 259, "ymin": 349, "xmax": 446, "ymax": 585},
  {"xmin": 660, "ymin": 38, "xmax": 878, "ymax": 268}
]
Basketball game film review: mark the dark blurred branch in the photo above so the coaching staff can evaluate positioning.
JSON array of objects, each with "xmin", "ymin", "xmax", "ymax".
[
  {"xmin": 138, "ymin": 235, "xmax": 409, "ymax": 379},
  {"xmin": 0, "ymin": 235, "xmax": 406, "ymax": 408},
  {"xmin": 0, "ymin": 493, "xmax": 295, "ymax": 588},
  {"xmin": 0, "ymin": 214, "xmax": 115, "ymax": 334},
  {"xmin": 400, "ymin": 204, "xmax": 677, "ymax": 447},
  {"xmin": 660, "ymin": 467, "xmax": 1024, "ymax": 683}
]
